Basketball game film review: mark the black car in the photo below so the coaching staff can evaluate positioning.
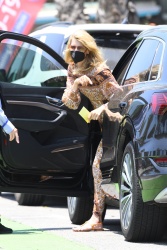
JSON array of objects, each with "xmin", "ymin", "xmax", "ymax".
[
  {"xmin": 2, "ymin": 24, "xmax": 167, "ymax": 242},
  {"xmin": 101, "ymin": 24, "xmax": 167, "ymax": 241}
]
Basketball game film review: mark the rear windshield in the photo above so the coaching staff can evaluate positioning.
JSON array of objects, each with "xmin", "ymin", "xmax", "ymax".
[{"xmin": 90, "ymin": 31, "xmax": 138, "ymax": 70}]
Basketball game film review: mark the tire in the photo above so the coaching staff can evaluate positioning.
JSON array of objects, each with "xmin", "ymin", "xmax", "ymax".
[
  {"xmin": 119, "ymin": 142, "xmax": 167, "ymax": 242},
  {"xmin": 67, "ymin": 196, "xmax": 93, "ymax": 225},
  {"xmin": 14, "ymin": 193, "xmax": 45, "ymax": 206}
]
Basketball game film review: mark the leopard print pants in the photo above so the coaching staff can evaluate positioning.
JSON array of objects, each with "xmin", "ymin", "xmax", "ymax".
[{"xmin": 92, "ymin": 140, "xmax": 105, "ymax": 217}]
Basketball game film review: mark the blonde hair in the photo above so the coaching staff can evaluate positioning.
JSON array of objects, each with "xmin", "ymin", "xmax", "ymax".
[{"xmin": 64, "ymin": 30, "xmax": 106, "ymax": 73}]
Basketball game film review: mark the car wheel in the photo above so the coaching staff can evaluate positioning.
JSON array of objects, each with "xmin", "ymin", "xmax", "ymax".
[
  {"xmin": 67, "ymin": 196, "xmax": 93, "ymax": 225},
  {"xmin": 14, "ymin": 193, "xmax": 45, "ymax": 206},
  {"xmin": 120, "ymin": 142, "xmax": 167, "ymax": 242}
]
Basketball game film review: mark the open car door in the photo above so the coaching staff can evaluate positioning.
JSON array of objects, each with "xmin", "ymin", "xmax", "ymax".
[{"xmin": 0, "ymin": 32, "xmax": 92, "ymax": 197}]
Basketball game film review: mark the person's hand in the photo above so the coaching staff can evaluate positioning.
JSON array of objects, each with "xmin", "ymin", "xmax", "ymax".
[
  {"xmin": 105, "ymin": 109, "xmax": 123, "ymax": 123},
  {"xmin": 88, "ymin": 105, "xmax": 105, "ymax": 121},
  {"xmin": 71, "ymin": 75, "xmax": 92, "ymax": 93},
  {"xmin": 74, "ymin": 75, "xmax": 92, "ymax": 87},
  {"xmin": 9, "ymin": 128, "xmax": 19, "ymax": 143}
]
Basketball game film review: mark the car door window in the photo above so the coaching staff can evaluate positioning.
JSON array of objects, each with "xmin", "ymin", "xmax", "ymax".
[
  {"xmin": 115, "ymin": 45, "xmax": 138, "ymax": 86},
  {"xmin": 124, "ymin": 39, "xmax": 160, "ymax": 85},
  {"xmin": 0, "ymin": 39, "xmax": 67, "ymax": 87},
  {"xmin": 148, "ymin": 42, "xmax": 163, "ymax": 81}
]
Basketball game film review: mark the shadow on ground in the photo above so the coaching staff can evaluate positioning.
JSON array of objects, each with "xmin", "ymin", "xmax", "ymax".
[{"xmin": 0, "ymin": 192, "xmax": 67, "ymax": 207}]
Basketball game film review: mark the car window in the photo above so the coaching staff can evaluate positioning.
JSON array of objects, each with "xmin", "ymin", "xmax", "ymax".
[
  {"xmin": 123, "ymin": 39, "xmax": 160, "ymax": 85},
  {"xmin": 114, "ymin": 40, "xmax": 142, "ymax": 86},
  {"xmin": 148, "ymin": 42, "xmax": 163, "ymax": 81},
  {"xmin": 92, "ymin": 32, "xmax": 136, "ymax": 70},
  {"xmin": 0, "ymin": 39, "xmax": 67, "ymax": 87},
  {"xmin": 33, "ymin": 33, "xmax": 65, "ymax": 56}
]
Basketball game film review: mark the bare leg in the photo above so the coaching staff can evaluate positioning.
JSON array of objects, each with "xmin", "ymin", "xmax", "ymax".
[{"xmin": 73, "ymin": 140, "xmax": 105, "ymax": 232}]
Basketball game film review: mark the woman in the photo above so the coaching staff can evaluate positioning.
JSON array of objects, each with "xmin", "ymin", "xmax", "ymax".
[{"xmin": 62, "ymin": 30, "xmax": 122, "ymax": 232}]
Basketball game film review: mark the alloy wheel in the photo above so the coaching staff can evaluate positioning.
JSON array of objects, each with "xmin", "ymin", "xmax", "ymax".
[{"xmin": 120, "ymin": 152, "xmax": 133, "ymax": 230}]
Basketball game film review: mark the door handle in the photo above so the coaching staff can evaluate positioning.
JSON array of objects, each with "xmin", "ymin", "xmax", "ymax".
[
  {"xmin": 119, "ymin": 102, "xmax": 127, "ymax": 109},
  {"xmin": 46, "ymin": 96, "xmax": 64, "ymax": 107}
]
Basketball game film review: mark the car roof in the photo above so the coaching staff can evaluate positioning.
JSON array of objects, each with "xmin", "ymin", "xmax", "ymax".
[
  {"xmin": 136, "ymin": 24, "xmax": 167, "ymax": 40},
  {"xmin": 30, "ymin": 22, "xmax": 152, "ymax": 39}
]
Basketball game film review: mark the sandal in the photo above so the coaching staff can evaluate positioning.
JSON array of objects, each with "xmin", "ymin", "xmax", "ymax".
[{"xmin": 72, "ymin": 221, "xmax": 103, "ymax": 232}]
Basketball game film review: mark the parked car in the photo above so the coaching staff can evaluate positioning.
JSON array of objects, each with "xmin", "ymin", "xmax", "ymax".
[
  {"xmin": 7, "ymin": 22, "xmax": 150, "ymax": 206},
  {"xmin": 101, "ymin": 24, "xmax": 167, "ymax": 242},
  {"xmin": 3, "ymin": 23, "xmax": 167, "ymax": 242}
]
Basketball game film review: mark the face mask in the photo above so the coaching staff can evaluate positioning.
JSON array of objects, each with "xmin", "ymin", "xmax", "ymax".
[{"xmin": 70, "ymin": 50, "xmax": 85, "ymax": 64}]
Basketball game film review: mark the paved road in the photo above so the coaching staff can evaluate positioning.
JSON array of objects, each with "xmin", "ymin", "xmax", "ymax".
[{"xmin": 0, "ymin": 193, "xmax": 167, "ymax": 250}]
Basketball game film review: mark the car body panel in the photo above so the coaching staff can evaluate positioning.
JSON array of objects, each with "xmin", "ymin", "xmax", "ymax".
[{"xmin": 101, "ymin": 25, "xmax": 167, "ymax": 204}]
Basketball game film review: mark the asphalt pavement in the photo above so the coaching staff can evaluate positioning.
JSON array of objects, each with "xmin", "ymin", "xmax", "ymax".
[{"xmin": 0, "ymin": 193, "xmax": 167, "ymax": 250}]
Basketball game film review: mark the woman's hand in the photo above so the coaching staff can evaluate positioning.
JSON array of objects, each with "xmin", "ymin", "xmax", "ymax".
[
  {"xmin": 105, "ymin": 109, "xmax": 123, "ymax": 123},
  {"xmin": 74, "ymin": 75, "xmax": 92, "ymax": 87},
  {"xmin": 88, "ymin": 105, "xmax": 105, "ymax": 121},
  {"xmin": 71, "ymin": 75, "xmax": 92, "ymax": 93},
  {"xmin": 9, "ymin": 128, "xmax": 19, "ymax": 143}
]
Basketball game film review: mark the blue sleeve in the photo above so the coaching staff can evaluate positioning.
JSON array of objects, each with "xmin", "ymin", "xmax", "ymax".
[{"xmin": 0, "ymin": 99, "xmax": 15, "ymax": 134}]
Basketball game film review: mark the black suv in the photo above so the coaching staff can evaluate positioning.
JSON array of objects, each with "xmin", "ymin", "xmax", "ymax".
[
  {"xmin": 2, "ymin": 24, "xmax": 167, "ymax": 242},
  {"xmin": 102, "ymin": 25, "xmax": 167, "ymax": 242}
]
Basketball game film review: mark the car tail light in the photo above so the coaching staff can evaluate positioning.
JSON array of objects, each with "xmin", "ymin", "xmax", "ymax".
[
  {"xmin": 155, "ymin": 158, "xmax": 167, "ymax": 167},
  {"xmin": 151, "ymin": 93, "xmax": 167, "ymax": 115}
]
